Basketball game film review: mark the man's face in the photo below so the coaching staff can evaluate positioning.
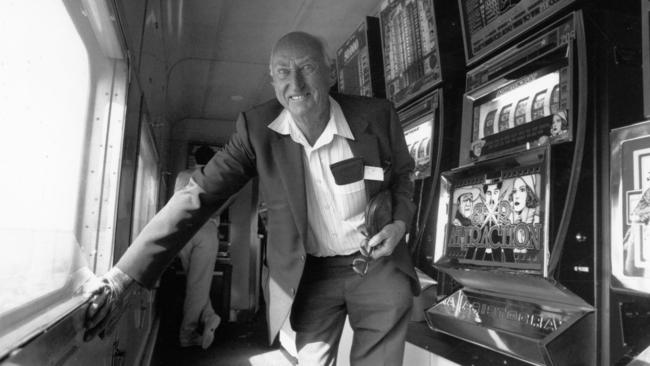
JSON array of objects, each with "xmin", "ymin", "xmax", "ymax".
[
  {"xmin": 485, "ymin": 184, "xmax": 500, "ymax": 210},
  {"xmin": 270, "ymin": 35, "xmax": 331, "ymax": 123}
]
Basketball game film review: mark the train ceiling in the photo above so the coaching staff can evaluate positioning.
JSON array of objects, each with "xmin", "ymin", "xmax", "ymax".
[{"xmin": 114, "ymin": 0, "xmax": 384, "ymax": 127}]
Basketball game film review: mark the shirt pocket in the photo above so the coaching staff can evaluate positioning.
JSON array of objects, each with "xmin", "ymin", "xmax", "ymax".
[{"xmin": 334, "ymin": 179, "xmax": 365, "ymax": 195}]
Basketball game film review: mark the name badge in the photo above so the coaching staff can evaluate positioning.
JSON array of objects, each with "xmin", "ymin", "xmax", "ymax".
[{"xmin": 364, "ymin": 166, "xmax": 384, "ymax": 181}]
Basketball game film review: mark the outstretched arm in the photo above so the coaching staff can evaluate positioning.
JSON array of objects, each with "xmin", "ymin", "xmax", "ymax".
[{"xmin": 83, "ymin": 112, "xmax": 258, "ymax": 340}]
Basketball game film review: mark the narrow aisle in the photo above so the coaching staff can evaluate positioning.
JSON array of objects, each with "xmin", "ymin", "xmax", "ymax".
[
  {"xmin": 150, "ymin": 267, "xmax": 296, "ymax": 366},
  {"xmin": 150, "ymin": 312, "xmax": 297, "ymax": 366}
]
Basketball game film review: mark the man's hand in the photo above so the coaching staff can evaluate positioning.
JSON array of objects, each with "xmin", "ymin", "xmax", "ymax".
[
  {"xmin": 82, "ymin": 267, "xmax": 135, "ymax": 341},
  {"xmin": 366, "ymin": 220, "xmax": 406, "ymax": 260}
]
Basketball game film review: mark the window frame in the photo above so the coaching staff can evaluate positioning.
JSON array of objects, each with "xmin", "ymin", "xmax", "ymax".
[{"xmin": 0, "ymin": 0, "xmax": 128, "ymax": 359}]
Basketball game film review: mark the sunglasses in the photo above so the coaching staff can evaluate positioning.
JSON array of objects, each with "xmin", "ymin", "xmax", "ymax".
[{"xmin": 351, "ymin": 239, "xmax": 374, "ymax": 276}]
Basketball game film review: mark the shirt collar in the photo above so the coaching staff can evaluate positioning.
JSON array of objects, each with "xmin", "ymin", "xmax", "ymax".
[{"xmin": 268, "ymin": 96, "xmax": 355, "ymax": 142}]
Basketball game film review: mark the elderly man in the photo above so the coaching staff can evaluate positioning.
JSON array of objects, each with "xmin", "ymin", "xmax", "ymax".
[{"xmin": 84, "ymin": 31, "xmax": 417, "ymax": 366}]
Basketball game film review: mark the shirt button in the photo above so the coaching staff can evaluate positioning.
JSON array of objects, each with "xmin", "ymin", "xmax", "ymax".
[
  {"xmin": 300, "ymin": 255, "xmax": 305, "ymax": 262},
  {"xmin": 291, "ymin": 288, "xmax": 296, "ymax": 296}
]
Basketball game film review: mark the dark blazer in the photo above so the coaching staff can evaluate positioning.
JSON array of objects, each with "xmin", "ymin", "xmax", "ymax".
[{"xmin": 116, "ymin": 93, "xmax": 418, "ymax": 342}]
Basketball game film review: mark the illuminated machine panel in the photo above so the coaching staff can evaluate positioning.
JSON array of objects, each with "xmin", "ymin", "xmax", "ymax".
[
  {"xmin": 460, "ymin": 14, "xmax": 576, "ymax": 165},
  {"xmin": 380, "ymin": 0, "xmax": 442, "ymax": 108},
  {"xmin": 457, "ymin": 0, "xmax": 576, "ymax": 65},
  {"xmin": 435, "ymin": 150, "xmax": 548, "ymax": 274},
  {"xmin": 428, "ymin": 147, "xmax": 595, "ymax": 366},
  {"xmin": 610, "ymin": 120, "xmax": 650, "ymax": 295},
  {"xmin": 336, "ymin": 17, "xmax": 385, "ymax": 98},
  {"xmin": 399, "ymin": 91, "xmax": 440, "ymax": 180}
]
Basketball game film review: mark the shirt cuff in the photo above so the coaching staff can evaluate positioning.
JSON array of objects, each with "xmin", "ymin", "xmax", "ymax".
[{"xmin": 104, "ymin": 267, "xmax": 135, "ymax": 297}]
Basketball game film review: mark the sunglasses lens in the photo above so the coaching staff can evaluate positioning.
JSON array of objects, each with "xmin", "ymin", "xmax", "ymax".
[{"xmin": 352, "ymin": 257, "xmax": 369, "ymax": 276}]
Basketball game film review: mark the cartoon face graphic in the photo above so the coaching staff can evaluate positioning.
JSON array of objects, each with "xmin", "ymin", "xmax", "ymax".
[
  {"xmin": 458, "ymin": 193, "xmax": 474, "ymax": 218},
  {"xmin": 512, "ymin": 177, "xmax": 531, "ymax": 213},
  {"xmin": 484, "ymin": 183, "xmax": 500, "ymax": 211},
  {"xmin": 550, "ymin": 111, "xmax": 568, "ymax": 137}
]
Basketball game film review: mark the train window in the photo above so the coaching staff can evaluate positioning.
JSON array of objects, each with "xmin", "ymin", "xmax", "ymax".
[
  {"xmin": 0, "ymin": 0, "xmax": 90, "ymax": 314},
  {"xmin": 0, "ymin": 0, "xmax": 127, "ymax": 354}
]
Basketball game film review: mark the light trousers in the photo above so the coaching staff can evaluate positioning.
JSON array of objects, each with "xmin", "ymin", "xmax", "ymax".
[{"xmin": 178, "ymin": 219, "xmax": 220, "ymax": 340}]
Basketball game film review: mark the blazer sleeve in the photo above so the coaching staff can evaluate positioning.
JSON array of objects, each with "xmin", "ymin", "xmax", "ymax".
[
  {"xmin": 386, "ymin": 103, "xmax": 416, "ymax": 227},
  {"xmin": 116, "ymin": 113, "xmax": 257, "ymax": 288}
]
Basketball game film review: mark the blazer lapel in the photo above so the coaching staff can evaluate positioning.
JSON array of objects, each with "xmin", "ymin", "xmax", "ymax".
[
  {"xmin": 271, "ymin": 133, "xmax": 308, "ymax": 243},
  {"xmin": 342, "ymin": 101, "xmax": 383, "ymax": 199}
]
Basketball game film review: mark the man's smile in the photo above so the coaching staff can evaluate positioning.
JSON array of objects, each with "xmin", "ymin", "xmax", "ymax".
[{"xmin": 289, "ymin": 93, "xmax": 310, "ymax": 101}]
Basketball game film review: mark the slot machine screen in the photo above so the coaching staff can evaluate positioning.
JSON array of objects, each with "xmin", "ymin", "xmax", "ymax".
[
  {"xmin": 611, "ymin": 120, "xmax": 650, "ymax": 294},
  {"xmin": 380, "ymin": 0, "xmax": 442, "ymax": 108},
  {"xmin": 336, "ymin": 17, "xmax": 385, "ymax": 98},
  {"xmin": 398, "ymin": 90, "xmax": 439, "ymax": 180},
  {"xmin": 458, "ymin": 0, "xmax": 576, "ymax": 65},
  {"xmin": 467, "ymin": 63, "xmax": 570, "ymax": 161},
  {"xmin": 404, "ymin": 118, "xmax": 433, "ymax": 180},
  {"xmin": 437, "ymin": 155, "xmax": 548, "ymax": 274}
]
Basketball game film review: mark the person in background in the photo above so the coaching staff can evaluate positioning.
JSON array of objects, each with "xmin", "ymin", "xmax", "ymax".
[
  {"xmin": 83, "ymin": 31, "xmax": 417, "ymax": 366},
  {"xmin": 175, "ymin": 145, "xmax": 221, "ymax": 349}
]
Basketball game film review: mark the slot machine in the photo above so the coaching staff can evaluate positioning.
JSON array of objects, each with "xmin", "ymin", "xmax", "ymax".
[
  {"xmin": 605, "ymin": 2, "xmax": 650, "ymax": 363},
  {"xmin": 420, "ymin": 1, "xmax": 645, "ymax": 365},
  {"xmin": 378, "ymin": 0, "xmax": 464, "ymax": 278},
  {"xmin": 610, "ymin": 121, "xmax": 650, "ymax": 365},
  {"xmin": 336, "ymin": 17, "xmax": 385, "ymax": 98}
]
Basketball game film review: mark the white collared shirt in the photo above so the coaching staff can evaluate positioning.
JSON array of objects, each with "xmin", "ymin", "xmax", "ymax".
[{"xmin": 268, "ymin": 97, "xmax": 367, "ymax": 256}]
